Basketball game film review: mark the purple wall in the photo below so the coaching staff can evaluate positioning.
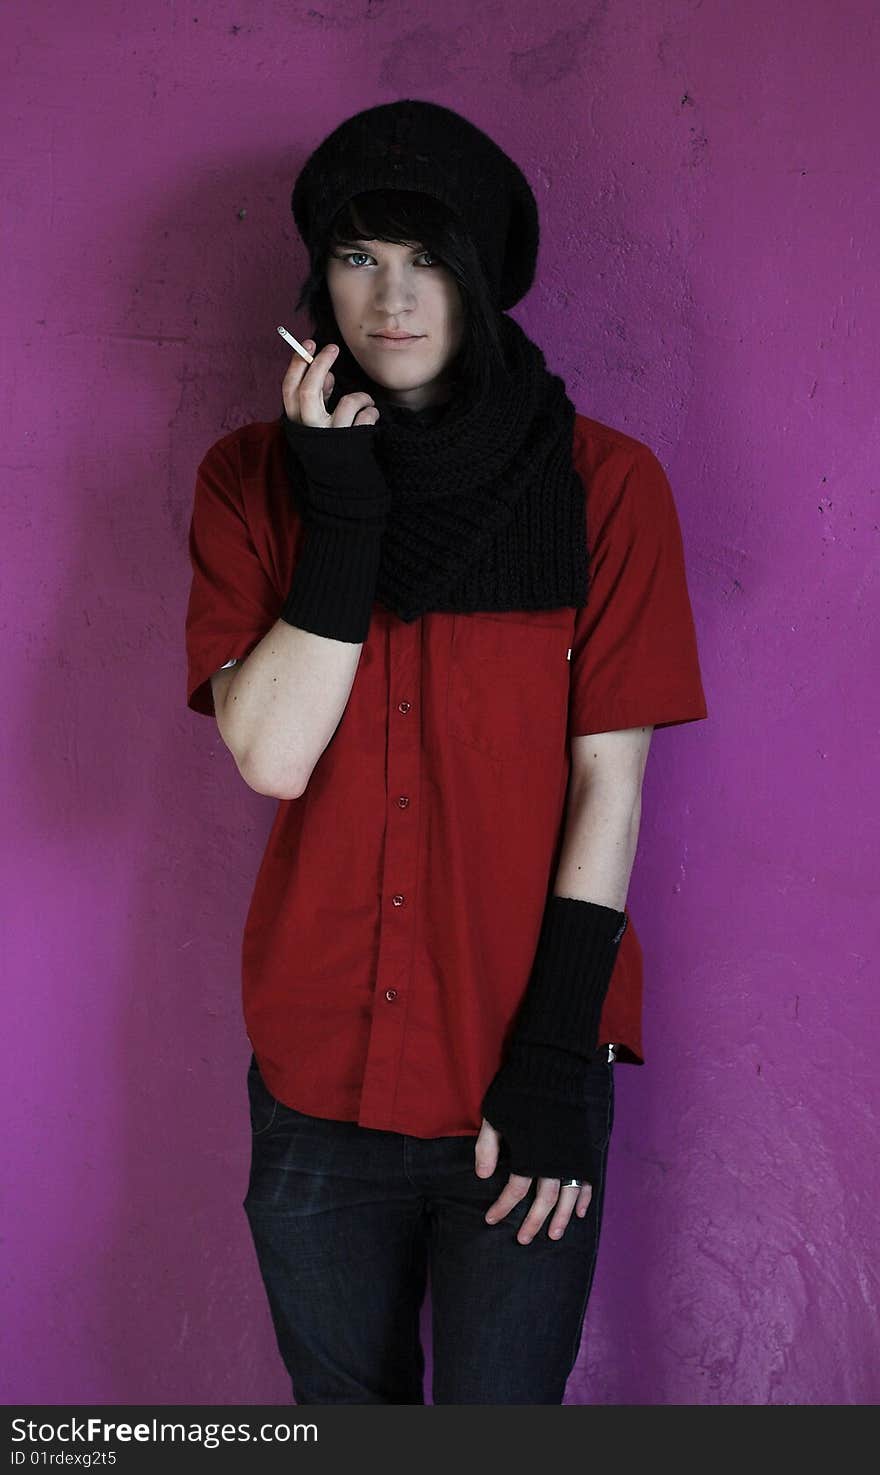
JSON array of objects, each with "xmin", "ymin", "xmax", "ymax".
[{"xmin": 3, "ymin": 0, "xmax": 877, "ymax": 1406}]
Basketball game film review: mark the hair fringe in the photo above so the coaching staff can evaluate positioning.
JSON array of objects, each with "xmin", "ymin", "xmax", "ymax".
[{"xmin": 292, "ymin": 188, "xmax": 509, "ymax": 406}]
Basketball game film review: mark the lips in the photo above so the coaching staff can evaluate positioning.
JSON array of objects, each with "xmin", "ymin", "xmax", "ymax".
[
  {"xmin": 371, "ymin": 333, "xmax": 421, "ymax": 340},
  {"xmin": 369, "ymin": 333, "xmax": 424, "ymax": 350}
]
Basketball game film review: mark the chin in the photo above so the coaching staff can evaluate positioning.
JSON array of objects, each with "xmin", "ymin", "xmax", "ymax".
[{"xmin": 369, "ymin": 367, "xmax": 430, "ymax": 391}]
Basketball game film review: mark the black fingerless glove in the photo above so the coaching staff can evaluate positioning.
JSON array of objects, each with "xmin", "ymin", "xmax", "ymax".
[
  {"xmin": 480, "ymin": 895, "xmax": 628, "ymax": 1182},
  {"xmin": 279, "ymin": 412, "xmax": 392, "ymax": 643}
]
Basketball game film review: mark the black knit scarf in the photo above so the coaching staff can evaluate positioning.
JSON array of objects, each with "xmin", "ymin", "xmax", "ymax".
[{"xmin": 293, "ymin": 312, "xmax": 590, "ymax": 623}]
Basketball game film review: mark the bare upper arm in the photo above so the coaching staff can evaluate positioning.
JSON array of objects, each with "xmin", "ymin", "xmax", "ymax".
[
  {"xmin": 569, "ymin": 727, "xmax": 654, "ymax": 791},
  {"xmin": 209, "ymin": 665, "xmax": 239, "ymax": 728}
]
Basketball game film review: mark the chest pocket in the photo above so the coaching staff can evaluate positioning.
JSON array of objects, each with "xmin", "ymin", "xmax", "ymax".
[{"xmin": 447, "ymin": 609, "xmax": 574, "ymax": 762}]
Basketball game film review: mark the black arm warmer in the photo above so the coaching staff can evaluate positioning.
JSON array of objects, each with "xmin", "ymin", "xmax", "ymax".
[
  {"xmin": 279, "ymin": 415, "xmax": 392, "ymax": 643},
  {"xmin": 480, "ymin": 894, "xmax": 628, "ymax": 1181}
]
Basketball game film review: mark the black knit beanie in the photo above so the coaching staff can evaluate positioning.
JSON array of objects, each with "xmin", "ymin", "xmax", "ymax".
[{"xmin": 290, "ymin": 98, "xmax": 539, "ymax": 312}]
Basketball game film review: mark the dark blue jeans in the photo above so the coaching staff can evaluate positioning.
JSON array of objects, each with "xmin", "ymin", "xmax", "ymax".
[{"xmin": 242, "ymin": 1052, "xmax": 614, "ymax": 1404}]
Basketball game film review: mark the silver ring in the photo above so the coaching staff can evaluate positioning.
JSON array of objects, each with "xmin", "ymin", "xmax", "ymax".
[{"xmin": 561, "ymin": 1178, "xmax": 584, "ymax": 1188}]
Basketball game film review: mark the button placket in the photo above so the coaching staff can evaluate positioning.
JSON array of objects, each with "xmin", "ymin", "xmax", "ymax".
[{"xmin": 358, "ymin": 620, "xmax": 423, "ymax": 1128}]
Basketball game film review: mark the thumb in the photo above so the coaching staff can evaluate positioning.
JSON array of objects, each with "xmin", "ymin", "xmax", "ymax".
[{"xmin": 474, "ymin": 1117, "xmax": 500, "ymax": 1177}]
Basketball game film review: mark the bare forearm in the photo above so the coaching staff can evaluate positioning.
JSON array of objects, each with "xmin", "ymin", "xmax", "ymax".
[
  {"xmin": 552, "ymin": 781, "xmax": 642, "ymax": 912},
  {"xmin": 219, "ymin": 618, "xmax": 362, "ymax": 798}
]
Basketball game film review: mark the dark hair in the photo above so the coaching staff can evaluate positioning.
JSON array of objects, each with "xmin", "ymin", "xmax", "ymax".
[{"xmin": 292, "ymin": 188, "xmax": 509, "ymax": 406}]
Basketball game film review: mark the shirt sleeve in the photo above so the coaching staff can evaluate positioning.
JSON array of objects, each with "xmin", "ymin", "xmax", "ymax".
[
  {"xmin": 184, "ymin": 434, "xmax": 282, "ymax": 718},
  {"xmin": 568, "ymin": 445, "xmax": 708, "ymax": 737}
]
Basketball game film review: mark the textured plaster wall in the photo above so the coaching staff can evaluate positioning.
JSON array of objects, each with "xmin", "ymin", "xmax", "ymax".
[{"xmin": 2, "ymin": 0, "xmax": 877, "ymax": 1406}]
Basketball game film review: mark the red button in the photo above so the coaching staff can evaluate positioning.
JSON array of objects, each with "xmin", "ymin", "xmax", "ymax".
[
  {"xmin": 398, "ymin": 701, "xmax": 411, "ymax": 713},
  {"xmin": 392, "ymin": 894, "xmax": 405, "ymax": 907},
  {"xmin": 385, "ymin": 989, "xmax": 398, "ymax": 1001},
  {"xmin": 397, "ymin": 796, "xmax": 410, "ymax": 808}
]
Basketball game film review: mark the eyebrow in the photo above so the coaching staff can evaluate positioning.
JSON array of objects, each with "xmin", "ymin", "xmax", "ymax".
[{"xmin": 345, "ymin": 238, "xmax": 426, "ymax": 251}]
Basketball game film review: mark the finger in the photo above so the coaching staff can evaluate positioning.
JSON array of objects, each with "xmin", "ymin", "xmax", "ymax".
[
  {"xmin": 281, "ymin": 339, "xmax": 317, "ymax": 413},
  {"xmin": 576, "ymin": 1183, "xmax": 593, "ymax": 1218},
  {"xmin": 484, "ymin": 1172, "xmax": 532, "ymax": 1223},
  {"xmin": 515, "ymin": 1180, "xmax": 563, "ymax": 1244},
  {"xmin": 547, "ymin": 1183, "xmax": 583, "ymax": 1240},
  {"xmin": 299, "ymin": 343, "xmax": 339, "ymax": 426},
  {"xmin": 323, "ymin": 377, "xmax": 343, "ymax": 419},
  {"xmin": 330, "ymin": 391, "xmax": 377, "ymax": 429},
  {"xmin": 474, "ymin": 1118, "xmax": 500, "ymax": 1178}
]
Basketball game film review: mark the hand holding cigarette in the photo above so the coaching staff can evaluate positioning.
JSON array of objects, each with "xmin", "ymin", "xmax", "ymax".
[{"xmin": 279, "ymin": 325, "xmax": 380, "ymax": 430}]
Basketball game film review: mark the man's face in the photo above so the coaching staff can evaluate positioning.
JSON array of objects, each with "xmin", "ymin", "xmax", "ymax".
[{"xmin": 325, "ymin": 235, "xmax": 466, "ymax": 411}]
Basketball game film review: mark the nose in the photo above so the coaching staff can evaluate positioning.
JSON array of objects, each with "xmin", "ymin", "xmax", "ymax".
[{"xmin": 371, "ymin": 262, "xmax": 418, "ymax": 316}]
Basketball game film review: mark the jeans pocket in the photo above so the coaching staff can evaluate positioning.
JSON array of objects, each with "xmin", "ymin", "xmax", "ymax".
[{"xmin": 246, "ymin": 1052, "xmax": 279, "ymax": 1137}]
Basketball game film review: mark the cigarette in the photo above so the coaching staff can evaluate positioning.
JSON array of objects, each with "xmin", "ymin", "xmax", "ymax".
[{"xmin": 277, "ymin": 325, "xmax": 314, "ymax": 364}]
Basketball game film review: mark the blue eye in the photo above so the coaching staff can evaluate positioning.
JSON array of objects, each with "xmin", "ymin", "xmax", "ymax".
[{"xmin": 338, "ymin": 250, "xmax": 440, "ymax": 268}]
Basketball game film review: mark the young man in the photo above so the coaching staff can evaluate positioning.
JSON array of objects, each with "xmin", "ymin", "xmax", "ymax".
[{"xmin": 185, "ymin": 99, "xmax": 708, "ymax": 1404}]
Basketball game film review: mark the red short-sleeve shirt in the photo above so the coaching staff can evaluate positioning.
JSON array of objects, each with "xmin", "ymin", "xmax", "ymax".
[{"xmin": 185, "ymin": 413, "xmax": 708, "ymax": 1137}]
